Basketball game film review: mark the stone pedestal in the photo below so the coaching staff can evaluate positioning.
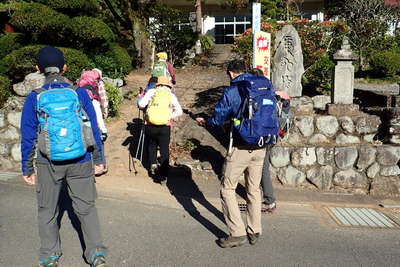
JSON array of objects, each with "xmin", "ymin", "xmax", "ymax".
[
  {"xmin": 327, "ymin": 104, "xmax": 360, "ymax": 116},
  {"xmin": 333, "ymin": 61, "xmax": 354, "ymax": 104}
]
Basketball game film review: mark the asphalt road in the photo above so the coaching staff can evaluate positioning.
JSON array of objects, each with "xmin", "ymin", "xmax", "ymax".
[{"xmin": 1, "ymin": 181, "xmax": 400, "ymax": 267}]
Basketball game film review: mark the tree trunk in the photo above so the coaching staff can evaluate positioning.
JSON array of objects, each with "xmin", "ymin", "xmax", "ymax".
[{"xmin": 195, "ymin": 0, "xmax": 202, "ymax": 34}]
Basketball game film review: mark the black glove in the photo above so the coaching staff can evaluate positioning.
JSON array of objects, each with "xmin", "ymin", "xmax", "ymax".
[{"xmin": 101, "ymin": 133, "xmax": 108, "ymax": 142}]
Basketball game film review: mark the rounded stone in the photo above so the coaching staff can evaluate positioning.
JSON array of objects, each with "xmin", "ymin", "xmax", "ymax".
[
  {"xmin": 270, "ymin": 146, "xmax": 291, "ymax": 168},
  {"xmin": 380, "ymin": 166, "xmax": 400, "ymax": 177},
  {"xmin": 11, "ymin": 143, "xmax": 21, "ymax": 162},
  {"xmin": 367, "ymin": 162, "xmax": 380, "ymax": 179},
  {"xmin": 286, "ymin": 132, "xmax": 304, "ymax": 146},
  {"xmin": 355, "ymin": 115, "xmax": 381, "ymax": 134},
  {"xmin": 306, "ymin": 165, "xmax": 333, "ymax": 190},
  {"xmin": 316, "ymin": 116, "xmax": 339, "ymax": 137},
  {"xmin": 335, "ymin": 146, "xmax": 358, "ymax": 169},
  {"xmin": 309, "ymin": 134, "xmax": 329, "ymax": 144},
  {"xmin": 0, "ymin": 126, "xmax": 20, "ymax": 141},
  {"xmin": 356, "ymin": 146, "xmax": 376, "ymax": 170},
  {"xmin": 278, "ymin": 166, "xmax": 306, "ymax": 186},
  {"xmin": 0, "ymin": 156, "xmax": 14, "ymax": 169},
  {"xmin": 291, "ymin": 147, "xmax": 316, "ymax": 166},
  {"xmin": 312, "ymin": 95, "xmax": 330, "ymax": 110},
  {"xmin": 0, "ymin": 112, "xmax": 5, "ymax": 128},
  {"xmin": 335, "ymin": 134, "xmax": 360, "ymax": 144},
  {"xmin": 0, "ymin": 142, "xmax": 9, "ymax": 155},
  {"xmin": 333, "ymin": 169, "xmax": 368, "ymax": 189},
  {"xmin": 294, "ymin": 116, "xmax": 314, "ymax": 137},
  {"xmin": 7, "ymin": 112, "xmax": 22, "ymax": 129},
  {"xmin": 376, "ymin": 145, "xmax": 400, "ymax": 166},
  {"xmin": 13, "ymin": 72, "xmax": 45, "ymax": 96},
  {"xmin": 316, "ymin": 147, "xmax": 335, "ymax": 166},
  {"xmin": 363, "ymin": 134, "xmax": 376, "ymax": 143},
  {"xmin": 338, "ymin": 116, "xmax": 354, "ymax": 134}
]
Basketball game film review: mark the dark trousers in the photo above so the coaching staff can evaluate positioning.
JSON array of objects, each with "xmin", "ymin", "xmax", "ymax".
[
  {"xmin": 145, "ymin": 125, "xmax": 171, "ymax": 177},
  {"xmin": 261, "ymin": 147, "xmax": 276, "ymax": 204},
  {"xmin": 36, "ymin": 160, "xmax": 105, "ymax": 263}
]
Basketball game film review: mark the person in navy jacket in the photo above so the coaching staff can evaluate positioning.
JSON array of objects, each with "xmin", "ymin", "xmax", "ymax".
[{"xmin": 20, "ymin": 46, "xmax": 107, "ymax": 267}]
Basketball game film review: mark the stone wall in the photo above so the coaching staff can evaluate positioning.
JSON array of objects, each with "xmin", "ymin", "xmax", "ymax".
[
  {"xmin": 173, "ymin": 94, "xmax": 400, "ymax": 196},
  {"xmin": 0, "ymin": 96, "xmax": 24, "ymax": 171}
]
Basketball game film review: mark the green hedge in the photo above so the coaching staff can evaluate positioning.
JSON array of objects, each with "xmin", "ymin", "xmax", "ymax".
[
  {"xmin": 70, "ymin": 16, "xmax": 115, "ymax": 47},
  {"xmin": 0, "ymin": 33, "xmax": 24, "ymax": 59},
  {"xmin": 9, "ymin": 2, "xmax": 70, "ymax": 39},
  {"xmin": 0, "ymin": 45, "xmax": 91, "ymax": 82},
  {"xmin": 370, "ymin": 50, "xmax": 400, "ymax": 77},
  {"xmin": 92, "ymin": 44, "xmax": 132, "ymax": 78},
  {"xmin": 58, "ymin": 47, "xmax": 91, "ymax": 82},
  {"xmin": 0, "ymin": 75, "xmax": 11, "ymax": 108},
  {"xmin": 0, "ymin": 45, "xmax": 42, "ymax": 81},
  {"xmin": 34, "ymin": 0, "xmax": 99, "ymax": 13}
]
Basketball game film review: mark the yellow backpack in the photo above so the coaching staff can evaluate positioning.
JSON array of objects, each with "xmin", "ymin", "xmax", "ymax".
[{"xmin": 146, "ymin": 88, "xmax": 173, "ymax": 125}]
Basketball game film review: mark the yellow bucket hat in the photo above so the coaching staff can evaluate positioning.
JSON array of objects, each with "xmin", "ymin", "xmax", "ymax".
[{"xmin": 156, "ymin": 52, "xmax": 168, "ymax": 60}]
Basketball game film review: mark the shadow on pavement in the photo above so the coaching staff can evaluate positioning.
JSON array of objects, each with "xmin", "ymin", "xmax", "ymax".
[
  {"xmin": 57, "ymin": 182, "xmax": 86, "ymax": 260},
  {"xmin": 167, "ymin": 165, "xmax": 227, "ymax": 238},
  {"xmin": 122, "ymin": 117, "xmax": 150, "ymax": 171}
]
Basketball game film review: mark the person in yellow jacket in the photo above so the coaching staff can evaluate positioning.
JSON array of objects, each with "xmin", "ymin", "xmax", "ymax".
[{"xmin": 138, "ymin": 76, "xmax": 182, "ymax": 184}]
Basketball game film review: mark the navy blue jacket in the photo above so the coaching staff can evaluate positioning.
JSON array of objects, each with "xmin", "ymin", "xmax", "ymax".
[
  {"xmin": 20, "ymin": 75, "xmax": 104, "ymax": 176},
  {"xmin": 207, "ymin": 73, "xmax": 275, "ymax": 145}
]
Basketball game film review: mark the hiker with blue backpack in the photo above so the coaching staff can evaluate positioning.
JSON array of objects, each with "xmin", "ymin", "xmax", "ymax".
[
  {"xmin": 196, "ymin": 60, "xmax": 279, "ymax": 248},
  {"xmin": 20, "ymin": 46, "xmax": 107, "ymax": 267}
]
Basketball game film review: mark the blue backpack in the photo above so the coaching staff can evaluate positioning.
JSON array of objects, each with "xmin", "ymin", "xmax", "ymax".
[
  {"xmin": 35, "ymin": 86, "xmax": 94, "ymax": 161},
  {"xmin": 233, "ymin": 76, "xmax": 279, "ymax": 147}
]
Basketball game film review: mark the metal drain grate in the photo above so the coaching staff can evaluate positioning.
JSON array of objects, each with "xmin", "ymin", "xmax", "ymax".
[
  {"xmin": 325, "ymin": 207, "xmax": 400, "ymax": 229},
  {"xmin": 0, "ymin": 171, "xmax": 20, "ymax": 182}
]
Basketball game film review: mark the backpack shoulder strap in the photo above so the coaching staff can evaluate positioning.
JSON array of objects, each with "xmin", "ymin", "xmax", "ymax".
[{"xmin": 33, "ymin": 87, "xmax": 46, "ymax": 95}]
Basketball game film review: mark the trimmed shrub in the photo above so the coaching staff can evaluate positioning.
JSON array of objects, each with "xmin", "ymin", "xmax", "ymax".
[
  {"xmin": 104, "ymin": 81, "xmax": 123, "ymax": 118},
  {"xmin": 59, "ymin": 47, "xmax": 91, "ymax": 82},
  {"xmin": 0, "ymin": 33, "xmax": 24, "ymax": 59},
  {"xmin": 0, "ymin": 45, "xmax": 91, "ymax": 82},
  {"xmin": 369, "ymin": 50, "xmax": 400, "ymax": 77},
  {"xmin": 107, "ymin": 44, "xmax": 132, "ymax": 74},
  {"xmin": 9, "ymin": 2, "xmax": 70, "ymax": 41},
  {"xmin": 92, "ymin": 44, "xmax": 132, "ymax": 79},
  {"xmin": 34, "ymin": 0, "xmax": 99, "ymax": 14},
  {"xmin": 70, "ymin": 16, "xmax": 115, "ymax": 48},
  {"xmin": 0, "ymin": 45, "xmax": 43, "ymax": 82},
  {"xmin": 0, "ymin": 75, "xmax": 11, "ymax": 108}
]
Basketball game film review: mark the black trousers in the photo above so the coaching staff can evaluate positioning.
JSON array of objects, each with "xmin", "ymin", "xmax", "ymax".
[{"xmin": 145, "ymin": 125, "xmax": 171, "ymax": 177}]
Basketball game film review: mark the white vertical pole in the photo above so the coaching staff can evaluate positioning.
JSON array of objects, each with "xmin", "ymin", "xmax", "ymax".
[{"xmin": 252, "ymin": 2, "xmax": 261, "ymax": 68}]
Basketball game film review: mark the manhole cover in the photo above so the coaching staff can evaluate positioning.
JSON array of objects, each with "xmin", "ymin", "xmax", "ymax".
[
  {"xmin": 325, "ymin": 207, "xmax": 400, "ymax": 229},
  {"xmin": 0, "ymin": 171, "xmax": 20, "ymax": 182}
]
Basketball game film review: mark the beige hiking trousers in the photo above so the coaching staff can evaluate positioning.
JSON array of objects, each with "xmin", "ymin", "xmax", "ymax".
[{"xmin": 221, "ymin": 147, "xmax": 266, "ymax": 237}]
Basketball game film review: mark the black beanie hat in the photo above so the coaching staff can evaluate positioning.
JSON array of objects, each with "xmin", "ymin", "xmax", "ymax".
[{"xmin": 36, "ymin": 46, "xmax": 65, "ymax": 72}]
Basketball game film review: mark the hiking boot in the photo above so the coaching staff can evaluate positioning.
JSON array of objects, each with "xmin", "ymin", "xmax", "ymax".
[
  {"xmin": 38, "ymin": 254, "xmax": 61, "ymax": 267},
  {"xmin": 150, "ymin": 164, "xmax": 158, "ymax": 176},
  {"xmin": 90, "ymin": 251, "xmax": 106, "ymax": 267},
  {"xmin": 262, "ymin": 201, "xmax": 277, "ymax": 214},
  {"xmin": 218, "ymin": 235, "xmax": 247, "ymax": 248},
  {"xmin": 248, "ymin": 233, "xmax": 260, "ymax": 245}
]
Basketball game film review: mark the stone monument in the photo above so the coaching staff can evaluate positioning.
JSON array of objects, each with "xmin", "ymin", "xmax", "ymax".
[
  {"xmin": 272, "ymin": 25, "xmax": 304, "ymax": 97},
  {"xmin": 332, "ymin": 37, "xmax": 358, "ymax": 104}
]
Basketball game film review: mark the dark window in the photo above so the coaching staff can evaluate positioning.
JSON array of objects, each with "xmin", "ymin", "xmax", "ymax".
[
  {"xmin": 225, "ymin": 24, "xmax": 234, "ymax": 35},
  {"xmin": 215, "ymin": 16, "xmax": 224, "ymax": 22},
  {"xmin": 215, "ymin": 25, "xmax": 224, "ymax": 35},
  {"xmin": 236, "ymin": 24, "xmax": 245, "ymax": 34},
  {"xmin": 225, "ymin": 16, "xmax": 234, "ymax": 22}
]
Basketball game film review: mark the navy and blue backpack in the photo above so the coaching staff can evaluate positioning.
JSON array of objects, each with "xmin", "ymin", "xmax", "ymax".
[
  {"xmin": 233, "ymin": 76, "xmax": 279, "ymax": 147},
  {"xmin": 35, "ymin": 86, "xmax": 94, "ymax": 161}
]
